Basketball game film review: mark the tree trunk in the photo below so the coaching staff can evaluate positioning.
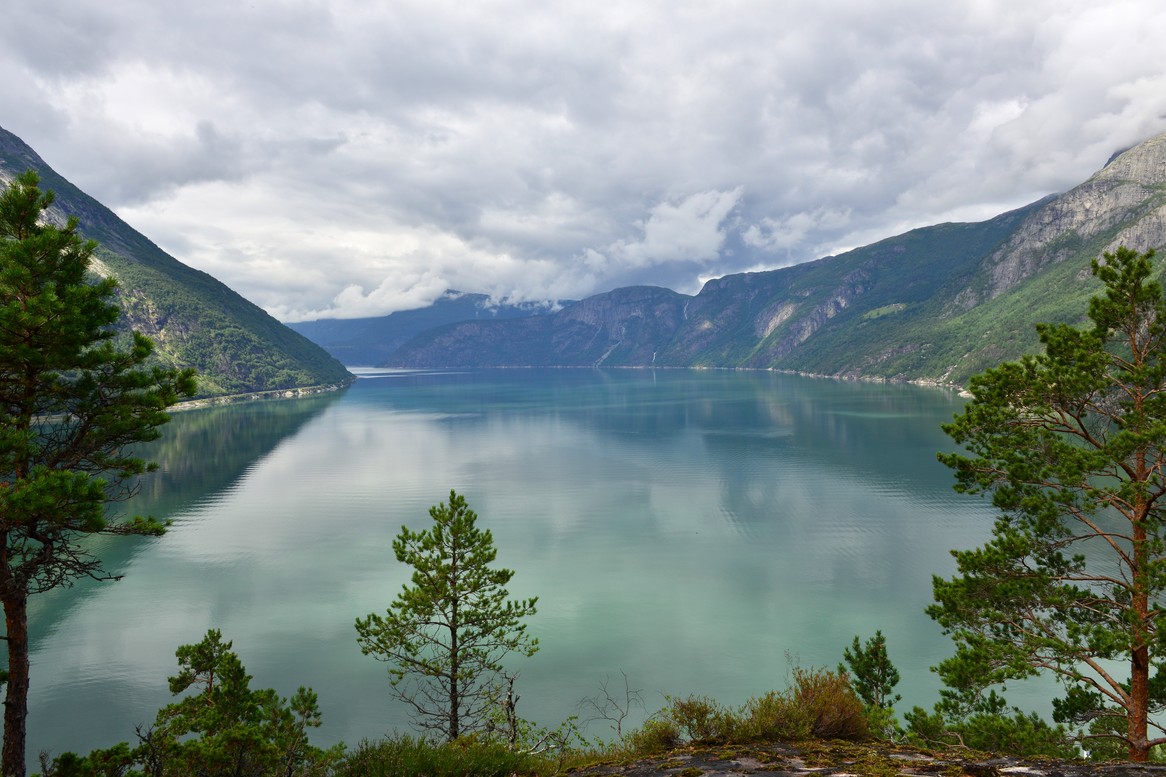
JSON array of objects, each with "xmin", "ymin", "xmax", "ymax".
[
  {"xmin": 449, "ymin": 625, "xmax": 459, "ymax": 741},
  {"xmin": 1129, "ymin": 641, "xmax": 1150, "ymax": 761},
  {"xmin": 1128, "ymin": 500, "xmax": 1150, "ymax": 763},
  {"xmin": 1128, "ymin": 570, "xmax": 1150, "ymax": 761},
  {"xmin": 449, "ymin": 566, "xmax": 460, "ymax": 742},
  {"xmin": 2, "ymin": 591, "xmax": 29, "ymax": 777}
]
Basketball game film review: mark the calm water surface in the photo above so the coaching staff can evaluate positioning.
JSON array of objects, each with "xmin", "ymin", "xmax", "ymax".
[{"xmin": 28, "ymin": 369, "xmax": 1005, "ymax": 758}]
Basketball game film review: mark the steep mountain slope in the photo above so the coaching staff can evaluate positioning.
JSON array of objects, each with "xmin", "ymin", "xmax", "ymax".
[
  {"xmin": 0, "ymin": 127, "xmax": 352, "ymax": 397},
  {"xmin": 288, "ymin": 291, "xmax": 566, "ymax": 365},
  {"xmin": 661, "ymin": 206, "xmax": 1039, "ymax": 372},
  {"xmin": 387, "ymin": 207, "xmax": 1036, "ymax": 377},
  {"xmin": 395, "ymin": 286, "xmax": 688, "ymax": 368},
  {"xmin": 388, "ymin": 131, "xmax": 1166, "ymax": 385}
]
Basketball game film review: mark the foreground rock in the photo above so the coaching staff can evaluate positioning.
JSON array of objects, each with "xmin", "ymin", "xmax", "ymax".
[{"xmin": 570, "ymin": 741, "xmax": 1165, "ymax": 777}]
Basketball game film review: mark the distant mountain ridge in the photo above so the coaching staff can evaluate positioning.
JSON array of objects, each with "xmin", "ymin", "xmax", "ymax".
[
  {"xmin": 288, "ymin": 291, "xmax": 565, "ymax": 366},
  {"xmin": 0, "ymin": 127, "xmax": 352, "ymax": 398},
  {"xmin": 379, "ymin": 131, "xmax": 1166, "ymax": 385}
]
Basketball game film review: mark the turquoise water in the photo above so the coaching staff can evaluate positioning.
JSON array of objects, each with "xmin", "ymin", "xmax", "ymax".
[{"xmin": 26, "ymin": 368, "xmax": 1003, "ymax": 759}]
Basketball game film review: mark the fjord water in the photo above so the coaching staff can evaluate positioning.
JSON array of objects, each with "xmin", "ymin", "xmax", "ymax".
[{"xmin": 28, "ymin": 369, "xmax": 998, "ymax": 758}]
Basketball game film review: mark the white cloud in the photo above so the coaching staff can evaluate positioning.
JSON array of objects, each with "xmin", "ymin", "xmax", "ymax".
[
  {"xmin": 609, "ymin": 188, "xmax": 743, "ymax": 268},
  {"xmin": 743, "ymin": 208, "xmax": 854, "ymax": 254},
  {"xmin": 3, "ymin": 0, "xmax": 1166, "ymax": 319}
]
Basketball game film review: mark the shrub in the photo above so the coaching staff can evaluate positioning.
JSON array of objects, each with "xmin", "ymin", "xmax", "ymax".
[
  {"xmin": 625, "ymin": 668, "xmax": 868, "ymax": 753},
  {"xmin": 902, "ymin": 705, "xmax": 946, "ymax": 746},
  {"xmin": 740, "ymin": 690, "xmax": 811, "ymax": 741},
  {"xmin": 667, "ymin": 695, "xmax": 737, "ymax": 744},
  {"xmin": 623, "ymin": 718, "xmax": 682, "ymax": 756},
  {"xmin": 862, "ymin": 704, "xmax": 901, "ymax": 741},
  {"xmin": 334, "ymin": 736, "xmax": 542, "ymax": 777},
  {"xmin": 960, "ymin": 711, "xmax": 1073, "ymax": 758},
  {"xmin": 904, "ymin": 705, "xmax": 1074, "ymax": 758},
  {"xmin": 38, "ymin": 744, "xmax": 136, "ymax": 777},
  {"xmin": 39, "ymin": 630, "xmax": 339, "ymax": 777},
  {"xmin": 789, "ymin": 666, "xmax": 869, "ymax": 741}
]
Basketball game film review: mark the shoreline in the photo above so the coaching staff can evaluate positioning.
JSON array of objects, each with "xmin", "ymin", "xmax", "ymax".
[
  {"xmin": 374, "ymin": 361, "xmax": 970, "ymax": 394},
  {"xmin": 171, "ymin": 378, "xmax": 354, "ymax": 411}
]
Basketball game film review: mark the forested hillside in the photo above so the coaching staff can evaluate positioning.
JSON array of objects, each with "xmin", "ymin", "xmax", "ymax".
[{"xmin": 0, "ymin": 127, "xmax": 352, "ymax": 398}]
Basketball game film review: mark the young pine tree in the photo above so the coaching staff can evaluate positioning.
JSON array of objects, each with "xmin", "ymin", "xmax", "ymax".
[
  {"xmin": 355, "ymin": 490, "xmax": 539, "ymax": 741},
  {"xmin": 839, "ymin": 630, "xmax": 901, "ymax": 711}
]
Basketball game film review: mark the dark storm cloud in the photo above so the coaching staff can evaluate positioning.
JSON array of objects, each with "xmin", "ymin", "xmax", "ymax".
[{"xmin": 3, "ymin": 0, "xmax": 1165, "ymax": 320}]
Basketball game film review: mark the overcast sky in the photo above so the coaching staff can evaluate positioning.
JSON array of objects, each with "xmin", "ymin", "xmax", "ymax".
[{"xmin": 4, "ymin": 1, "xmax": 1166, "ymax": 322}]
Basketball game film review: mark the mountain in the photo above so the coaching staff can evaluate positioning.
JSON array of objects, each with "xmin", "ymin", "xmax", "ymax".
[
  {"xmin": 287, "ymin": 291, "xmax": 565, "ymax": 365},
  {"xmin": 0, "ymin": 127, "xmax": 352, "ymax": 398},
  {"xmin": 391, "ymin": 285, "xmax": 688, "ymax": 368},
  {"xmin": 388, "ymin": 132, "xmax": 1166, "ymax": 385}
]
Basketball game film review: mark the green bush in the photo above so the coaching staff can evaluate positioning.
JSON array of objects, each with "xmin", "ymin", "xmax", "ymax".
[
  {"xmin": 739, "ymin": 690, "xmax": 811, "ymax": 741},
  {"xmin": 623, "ymin": 718, "xmax": 682, "ymax": 755},
  {"xmin": 333, "ymin": 736, "xmax": 543, "ymax": 777},
  {"xmin": 861, "ymin": 704, "xmax": 901, "ymax": 741},
  {"xmin": 789, "ymin": 666, "xmax": 869, "ymax": 741},
  {"xmin": 667, "ymin": 695, "xmax": 737, "ymax": 744},
  {"xmin": 961, "ymin": 711, "xmax": 1073, "ymax": 758},
  {"xmin": 904, "ymin": 705, "xmax": 1074, "ymax": 758},
  {"xmin": 37, "ymin": 743, "xmax": 137, "ymax": 777},
  {"xmin": 738, "ymin": 671, "xmax": 870, "ymax": 743},
  {"xmin": 624, "ymin": 667, "xmax": 868, "ymax": 755},
  {"xmin": 39, "ymin": 630, "xmax": 340, "ymax": 777}
]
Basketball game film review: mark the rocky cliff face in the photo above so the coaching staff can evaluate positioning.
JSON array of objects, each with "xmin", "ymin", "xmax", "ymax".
[
  {"xmin": 960, "ymin": 136, "xmax": 1166, "ymax": 309},
  {"xmin": 555, "ymin": 286, "xmax": 689, "ymax": 365},
  {"xmin": 746, "ymin": 267, "xmax": 874, "ymax": 365},
  {"xmin": 391, "ymin": 286, "xmax": 689, "ymax": 367}
]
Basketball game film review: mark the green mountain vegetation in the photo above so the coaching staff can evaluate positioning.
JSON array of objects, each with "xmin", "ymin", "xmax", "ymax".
[
  {"xmin": 384, "ymin": 132, "xmax": 1166, "ymax": 386},
  {"xmin": 0, "ymin": 127, "xmax": 352, "ymax": 398}
]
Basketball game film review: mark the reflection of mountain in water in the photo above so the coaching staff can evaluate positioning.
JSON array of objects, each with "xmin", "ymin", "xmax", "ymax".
[
  {"xmin": 29, "ymin": 391, "xmax": 344, "ymax": 639},
  {"xmin": 699, "ymin": 374, "xmax": 964, "ymax": 490},
  {"xmin": 379, "ymin": 369, "xmax": 968, "ymax": 547},
  {"xmin": 684, "ymin": 373, "xmax": 970, "ymax": 591},
  {"xmin": 378, "ymin": 368, "xmax": 964, "ymax": 476},
  {"xmin": 131, "ymin": 392, "xmax": 346, "ymax": 517}
]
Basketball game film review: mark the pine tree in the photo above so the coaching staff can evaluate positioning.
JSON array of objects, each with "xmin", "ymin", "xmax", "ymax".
[
  {"xmin": 931, "ymin": 246, "xmax": 1166, "ymax": 761},
  {"xmin": 141, "ymin": 630, "xmax": 330, "ymax": 775},
  {"xmin": 42, "ymin": 630, "xmax": 335, "ymax": 777},
  {"xmin": 0, "ymin": 171, "xmax": 196, "ymax": 776},
  {"xmin": 840, "ymin": 631, "xmax": 901, "ymax": 710},
  {"xmin": 355, "ymin": 490, "xmax": 539, "ymax": 741}
]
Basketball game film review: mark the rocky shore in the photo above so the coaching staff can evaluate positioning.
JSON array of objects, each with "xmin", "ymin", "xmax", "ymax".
[{"xmin": 570, "ymin": 741, "xmax": 1163, "ymax": 777}]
